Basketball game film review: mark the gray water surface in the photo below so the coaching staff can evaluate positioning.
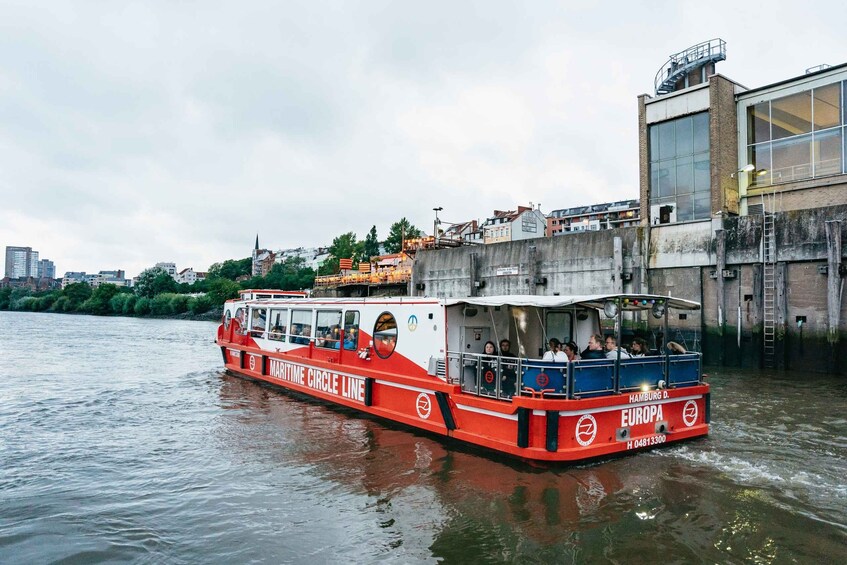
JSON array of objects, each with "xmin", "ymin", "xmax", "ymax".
[{"xmin": 1, "ymin": 311, "xmax": 845, "ymax": 563}]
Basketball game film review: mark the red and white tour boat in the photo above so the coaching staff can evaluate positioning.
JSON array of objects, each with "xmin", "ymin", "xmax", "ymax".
[{"xmin": 216, "ymin": 290, "xmax": 709, "ymax": 462}]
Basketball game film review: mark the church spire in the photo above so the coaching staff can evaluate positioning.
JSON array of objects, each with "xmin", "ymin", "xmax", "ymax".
[{"xmin": 254, "ymin": 234, "xmax": 259, "ymax": 251}]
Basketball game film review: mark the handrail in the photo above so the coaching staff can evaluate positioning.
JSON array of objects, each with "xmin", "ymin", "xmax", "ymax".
[
  {"xmin": 445, "ymin": 350, "xmax": 703, "ymax": 401},
  {"xmin": 653, "ymin": 38, "xmax": 726, "ymax": 95}
]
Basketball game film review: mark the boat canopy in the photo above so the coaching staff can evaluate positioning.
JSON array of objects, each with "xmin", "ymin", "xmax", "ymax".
[{"xmin": 443, "ymin": 294, "xmax": 700, "ymax": 311}]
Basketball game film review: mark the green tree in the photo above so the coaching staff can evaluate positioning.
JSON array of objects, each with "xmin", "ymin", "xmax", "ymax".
[
  {"xmin": 82, "ymin": 283, "xmax": 120, "ymax": 315},
  {"xmin": 207, "ymin": 258, "xmax": 252, "ymax": 280},
  {"xmin": 384, "ymin": 218, "xmax": 422, "ymax": 254},
  {"xmin": 207, "ymin": 278, "xmax": 241, "ymax": 305},
  {"xmin": 134, "ymin": 297, "xmax": 151, "ymax": 315},
  {"xmin": 320, "ymin": 232, "xmax": 364, "ymax": 275},
  {"xmin": 363, "ymin": 225, "xmax": 380, "ymax": 261},
  {"xmin": 62, "ymin": 282, "xmax": 93, "ymax": 311},
  {"xmin": 0, "ymin": 287, "xmax": 12, "ymax": 310},
  {"xmin": 134, "ymin": 267, "xmax": 178, "ymax": 298},
  {"xmin": 188, "ymin": 295, "xmax": 213, "ymax": 315}
]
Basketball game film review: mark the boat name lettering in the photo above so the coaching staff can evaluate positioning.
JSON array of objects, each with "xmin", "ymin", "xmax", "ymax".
[
  {"xmin": 621, "ymin": 404, "xmax": 664, "ymax": 427},
  {"xmin": 628, "ymin": 390, "xmax": 668, "ymax": 403},
  {"xmin": 267, "ymin": 359, "xmax": 364, "ymax": 403},
  {"xmin": 626, "ymin": 434, "xmax": 666, "ymax": 450}
]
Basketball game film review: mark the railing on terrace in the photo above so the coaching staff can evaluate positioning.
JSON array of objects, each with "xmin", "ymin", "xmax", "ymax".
[
  {"xmin": 446, "ymin": 350, "xmax": 702, "ymax": 401},
  {"xmin": 314, "ymin": 268, "xmax": 412, "ymax": 288}
]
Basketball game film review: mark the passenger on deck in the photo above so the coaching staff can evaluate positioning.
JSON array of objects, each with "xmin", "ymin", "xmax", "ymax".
[
  {"xmin": 605, "ymin": 335, "xmax": 632, "ymax": 359},
  {"xmin": 667, "ymin": 341, "xmax": 687, "ymax": 354},
  {"xmin": 563, "ymin": 341, "xmax": 581, "ymax": 361},
  {"xmin": 581, "ymin": 334, "xmax": 606, "ymax": 359},
  {"xmin": 499, "ymin": 339, "xmax": 516, "ymax": 357},
  {"xmin": 498, "ymin": 339, "xmax": 518, "ymax": 397},
  {"xmin": 630, "ymin": 337, "xmax": 649, "ymax": 357},
  {"xmin": 483, "ymin": 341, "xmax": 498, "ymax": 356},
  {"xmin": 542, "ymin": 338, "xmax": 567, "ymax": 362}
]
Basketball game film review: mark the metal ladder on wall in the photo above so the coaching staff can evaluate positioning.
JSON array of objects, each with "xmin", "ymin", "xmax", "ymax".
[{"xmin": 762, "ymin": 195, "xmax": 777, "ymax": 368}]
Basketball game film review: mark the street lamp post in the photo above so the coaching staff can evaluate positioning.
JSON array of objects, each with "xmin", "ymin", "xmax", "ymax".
[{"xmin": 433, "ymin": 207, "xmax": 443, "ymax": 245}]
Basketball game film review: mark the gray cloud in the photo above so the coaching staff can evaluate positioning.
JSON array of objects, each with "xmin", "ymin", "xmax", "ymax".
[{"xmin": 1, "ymin": 1, "xmax": 844, "ymax": 276}]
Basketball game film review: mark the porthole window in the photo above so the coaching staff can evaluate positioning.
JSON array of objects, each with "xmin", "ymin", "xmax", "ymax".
[{"xmin": 373, "ymin": 311, "xmax": 398, "ymax": 359}]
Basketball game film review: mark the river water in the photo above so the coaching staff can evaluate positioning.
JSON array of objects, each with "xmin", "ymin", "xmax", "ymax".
[{"xmin": 1, "ymin": 311, "xmax": 845, "ymax": 563}]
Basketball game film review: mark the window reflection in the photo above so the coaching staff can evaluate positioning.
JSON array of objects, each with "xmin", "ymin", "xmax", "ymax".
[
  {"xmin": 771, "ymin": 91, "xmax": 812, "ymax": 140},
  {"xmin": 745, "ymin": 81, "xmax": 846, "ymax": 186},
  {"xmin": 814, "ymin": 128, "xmax": 843, "ymax": 177},
  {"xmin": 649, "ymin": 111, "xmax": 711, "ymax": 223}
]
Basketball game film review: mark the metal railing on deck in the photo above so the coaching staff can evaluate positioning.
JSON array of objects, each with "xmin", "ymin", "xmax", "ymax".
[{"xmin": 446, "ymin": 351, "xmax": 703, "ymax": 401}]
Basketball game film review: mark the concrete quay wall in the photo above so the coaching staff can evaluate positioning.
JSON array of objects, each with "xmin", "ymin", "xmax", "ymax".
[{"xmin": 412, "ymin": 205, "xmax": 847, "ymax": 373}]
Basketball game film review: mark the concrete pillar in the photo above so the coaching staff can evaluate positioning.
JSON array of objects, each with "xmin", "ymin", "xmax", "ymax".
[
  {"xmin": 825, "ymin": 221, "xmax": 842, "ymax": 345},
  {"xmin": 527, "ymin": 245, "xmax": 538, "ymax": 295},
  {"xmin": 613, "ymin": 236, "xmax": 623, "ymax": 294},
  {"xmin": 716, "ymin": 229, "xmax": 726, "ymax": 334},
  {"xmin": 776, "ymin": 261, "xmax": 788, "ymax": 369},
  {"xmin": 469, "ymin": 253, "xmax": 478, "ymax": 297}
]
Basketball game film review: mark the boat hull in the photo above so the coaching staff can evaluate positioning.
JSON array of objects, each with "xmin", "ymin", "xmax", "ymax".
[{"xmin": 219, "ymin": 343, "xmax": 710, "ymax": 463}]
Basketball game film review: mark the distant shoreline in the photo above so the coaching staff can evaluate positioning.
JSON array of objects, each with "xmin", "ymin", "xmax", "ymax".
[{"xmin": 0, "ymin": 307, "xmax": 223, "ymax": 323}]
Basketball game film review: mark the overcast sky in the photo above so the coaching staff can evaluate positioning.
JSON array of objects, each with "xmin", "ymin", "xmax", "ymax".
[{"xmin": 1, "ymin": 1, "xmax": 844, "ymax": 277}]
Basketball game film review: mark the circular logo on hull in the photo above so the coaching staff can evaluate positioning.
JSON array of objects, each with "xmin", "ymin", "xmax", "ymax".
[
  {"xmin": 408, "ymin": 315, "xmax": 418, "ymax": 331},
  {"xmin": 536, "ymin": 372, "xmax": 550, "ymax": 388},
  {"xmin": 416, "ymin": 393, "xmax": 432, "ymax": 419},
  {"xmin": 576, "ymin": 414, "xmax": 598, "ymax": 447},
  {"xmin": 249, "ymin": 355, "xmax": 256, "ymax": 371},
  {"xmin": 682, "ymin": 400, "xmax": 698, "ymax": 427}
]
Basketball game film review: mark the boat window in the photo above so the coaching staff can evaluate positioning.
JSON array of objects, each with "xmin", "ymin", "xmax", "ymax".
[
  {"xmin": 316, "ymin": 310, "xmax": 342, "ymax": 349},
  {"xmin": 289, "ymin": 309, "xmax": 313, "ymax": 345},
  {"xmin": 546, "ymin": 311, "xmax": 573, "ymax": 346},
  {"xmin": 223, "ymin": 309, "xmax": 231, "ymax": 330},
  {"xmin": 268, "ymin": 309, "xmax": 288, "ymax": 341},
  {"xmin": 373, "ymin": 312, "xmax": 398, "ymax": 359},
  {"xmin": 250, "ymin": 308, "xmax": 267, "ymax": 338},
  {"xmin": 343, "ymin": 311, "xmax": 360, "ymax": 350},
  {"xmin": 234, "ymin": 307, "xmax": 247, "ymax": 335}
]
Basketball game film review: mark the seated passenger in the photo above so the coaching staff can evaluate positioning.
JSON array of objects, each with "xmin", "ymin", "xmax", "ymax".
[
  {"xmin": 630, "ymin": 337, "xmax": 650, "ymax": 357},
  {"xmin": 666, "ymin": 341, "xmax": 687, "ymax": 354},
  {"xmin": 563, "ymin": 341, "xmax": 581, "ymax": 361},
  {"xmin": 605, "ymin": 335, "xmax": 632, "ymax": 359},
  {"xmin": 343, "ymin": 329, "xmax": 357, "ymax": 350},
  {"xmin": 542, "ymin": 338, "xmax": 567, "ymax": 362},
  {"xmin": 581, "ymin": 334, "xmax": 606, "ymax": 359}
]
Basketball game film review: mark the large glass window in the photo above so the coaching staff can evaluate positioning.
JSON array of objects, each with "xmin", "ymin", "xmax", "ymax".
[
  {"xmin": 316, "ymin": 310, "xmax": 342, "ymax": 349},
  {"xmin": 649, "ymin": 112, "xmax": 711, "ymax": 222},
  {"xmin": 268, "ymin": 309, "xmax": 288, "ymax": 341},
  {"xmin": 249, "ymin": 308, "xmax": 266, "ymax": 338},
  {"xmin": 746, "ymin": 80, "xmax": 845, "ymax": 187},
  {"xmin": 343, "ymin": 311, "xmax": 360, "ymax": 351},
  {"xmin": 290, "ymin": 310, "xmax": 312, "ymax": 345}
]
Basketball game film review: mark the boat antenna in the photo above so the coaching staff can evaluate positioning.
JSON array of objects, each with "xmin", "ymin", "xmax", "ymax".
[
  {"xmin": 488, "ymin": 308, "xmax": 500, "ymax": 348},
  {"xmin": 535, "ymin": 308, "xmax": 548, "ymax": 353},
  {"xmin": 512, "ymin": 312, "xmax": 523, "ymax": 357}
]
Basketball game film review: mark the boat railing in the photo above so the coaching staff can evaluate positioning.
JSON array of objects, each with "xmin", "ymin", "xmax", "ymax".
[{"xmin": 445, "ymin": 350, "xmax": 702, "ymax": 401}]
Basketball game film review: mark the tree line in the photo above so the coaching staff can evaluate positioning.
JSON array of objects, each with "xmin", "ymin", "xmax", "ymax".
[
  {"xmin": 0, "ymin": 255, "xmax": 315, "ymax": 316},
  {"xmin": 0, "ymin": 217, "xmax": 424, "ymax": 316}
]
